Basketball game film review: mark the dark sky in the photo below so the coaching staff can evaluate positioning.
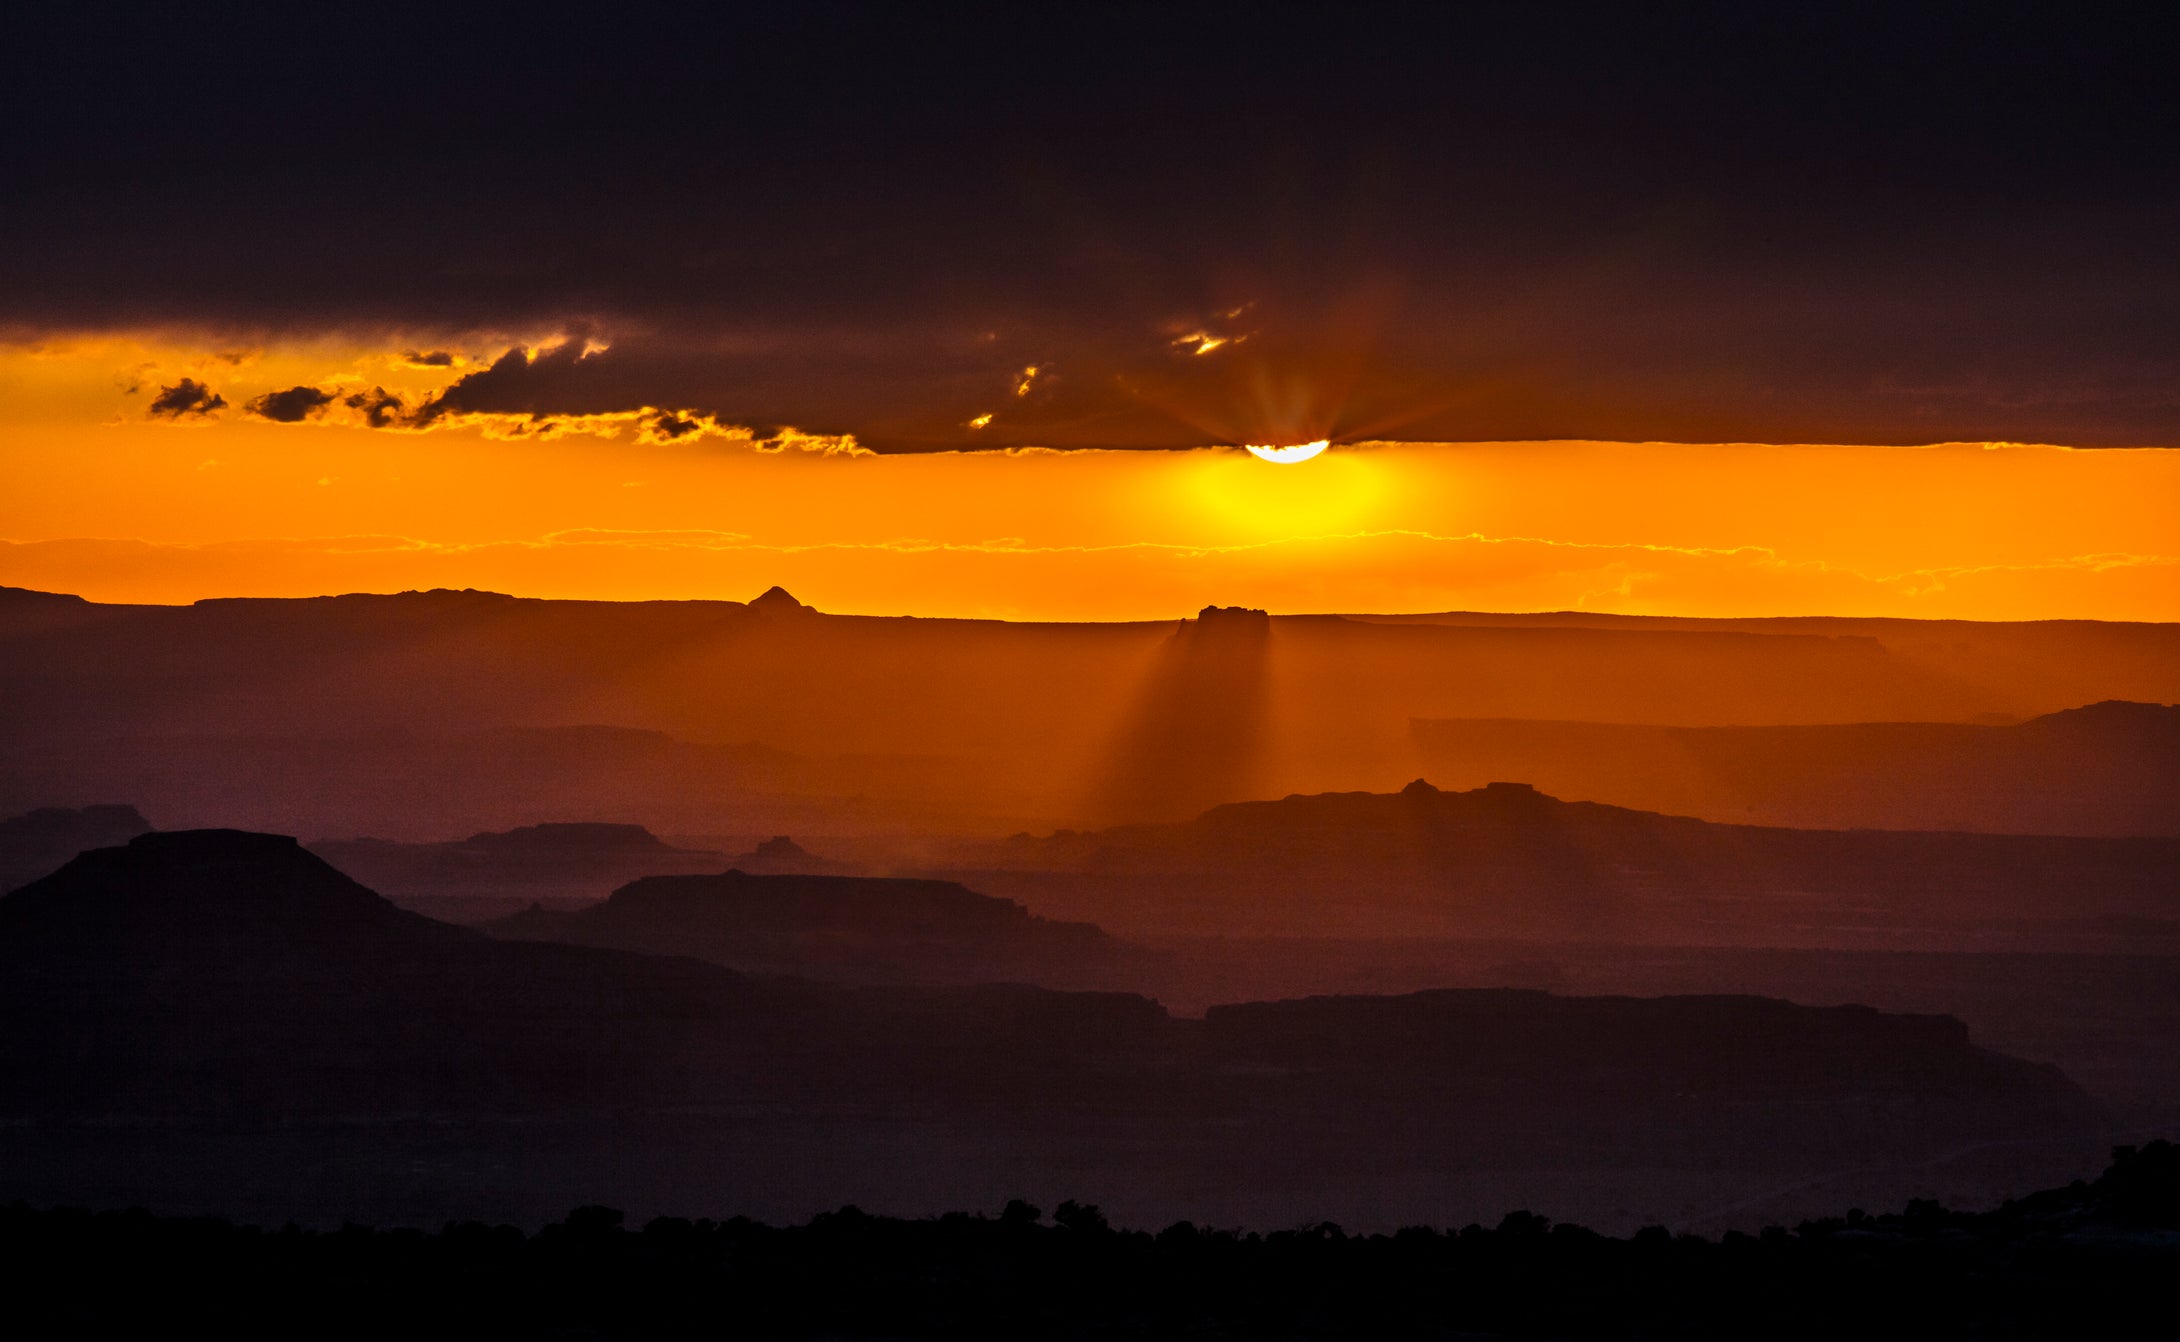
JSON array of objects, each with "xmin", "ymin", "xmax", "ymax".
[{"xmin": 5, "ymin": 2, "xmax": 2177, "ymax": 449}]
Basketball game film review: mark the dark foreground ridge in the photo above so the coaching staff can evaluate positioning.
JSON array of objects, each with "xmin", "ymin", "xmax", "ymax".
[
  {"xmin": 0, "ymin": 828, "xmax": 2103, "ymax": 1231},
  {"xmin": 6, "ymin": 1142, "xmax": 2179, "ymax": 1340}
]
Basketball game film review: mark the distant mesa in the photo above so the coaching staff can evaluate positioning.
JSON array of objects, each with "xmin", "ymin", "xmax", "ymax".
[
  {"xmin": 0, "ymin": 585, "xmax": 119, "ymax": 636},
  {"xmin": 0, "ymin": 584, "xmax": 84, "ymax": 604},
  {"xmin": 456, "ymin": 821, "xmax": 680, "ymax": 854},
  {"xmin": 10, "ymin": 586, "xmax": 2180, "ymax": 849},
  {"xmin": 0, "ymin": 825, "xmax": 2108, "ymax": 1230},
  {"xmin": 2024, "ymin": 698, "xmax": 2180, "ymax": 732},
  {"xmin": 974, "ymin": 779, "xmax": 2180, "ymax": 947},
  {"xmin": 0, "ymin": 804, "xmax": 154, "ymax": 892},
  {"xmin": 723, "ymin": 835, "xmax": 861, "ymax": 876},
  {"xmin": 1411, "ymin": 698, "xmax": 2180, "ymax": 838},
  {"xmin": 1394, "ymin": 778, "xmax": 1541, "ymax": 800},
  {"xmin": 749, "ymin": 834, "xmax": 814, "ymax": 860},
  {"xmin": 1187, "ymin": 604, "xmax": 1270, "ymax": 636},
  {"xmin": 485, "ymin": 869, "xmax": 1120, "ymax": 987},
  {"xmin": 749, "ymin": 585, "xmax": 812, "ymax": 613},
  {"xmin": 309, "ymin": 822, "xmax": 729, "ymax": 914},
  {"xmin": 0, "ymin": 827, "xmax": 762, "ymax": 1116},
  {"xmin": 1177, "ymin": 610, "xmax": 1273, "ymax": 653},
  {"xmin": 0, "ymin": 825, "xmax": 1153, "ymax": 1120},
  {"xmin": 0, "ymin": 828, "xmax": 476, "ymax": 957}
]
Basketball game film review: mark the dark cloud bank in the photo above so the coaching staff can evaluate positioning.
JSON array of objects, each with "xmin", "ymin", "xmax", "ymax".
[
  {"xmin": 146, "ymin": 378, "xmax": 226, "ymax": 419},
  {"xmin": 12, "ymin": 4, "xmax": 2180, "ymax": 449},
  {"xmin": 245, "ymin": 385, "xmax": 335, "ymax": 423}
]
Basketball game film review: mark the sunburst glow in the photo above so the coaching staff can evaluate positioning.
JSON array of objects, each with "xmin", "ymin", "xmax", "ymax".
[{"xmin": 1243, "ymin": 439, "xmax": 1330, "ymax": 464}]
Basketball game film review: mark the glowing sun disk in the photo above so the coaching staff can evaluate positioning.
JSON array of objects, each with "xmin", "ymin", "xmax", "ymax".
[{"xmin": 1243, "ymin": 439, "xmax": 1330, "ymax": 464}]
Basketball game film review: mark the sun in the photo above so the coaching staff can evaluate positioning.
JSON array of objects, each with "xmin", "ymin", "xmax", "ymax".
[{"xmin": 1243, "ymin": 439, "xmax": 1330, "ymax": 464}]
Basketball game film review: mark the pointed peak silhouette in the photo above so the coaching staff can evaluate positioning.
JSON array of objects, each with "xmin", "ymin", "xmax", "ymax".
[
  {"xmin": 1400, "ymin": 778, "xmax": 1440, "ymax": 796},
  {"xmin": 716, "ymin": 834, "xmax": 859, "ymax": 875},
  {"xmin": 750, "ymin": 585, "xmax": 810, "ymax": 612}
]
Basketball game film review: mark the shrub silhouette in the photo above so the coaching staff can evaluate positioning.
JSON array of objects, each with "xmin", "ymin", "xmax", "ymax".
[
  {"xmin": 1, "ymin": 1145, "xmax": 2177, "ymax": 1337},
  {"xmin": 1053, "ymin": 1199, "xmax": 1109, "ymax": 1233}
]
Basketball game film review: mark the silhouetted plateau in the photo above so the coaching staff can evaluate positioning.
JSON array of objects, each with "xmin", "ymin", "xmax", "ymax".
[
  {"xmin": 310, "ymin": 822, "xmax": 732, "ymax": 919},
  {"xmin": 0, "ymin": 722, "xmax": 944, "ymax": 843},
  {"xmin": 0, "ymin": 829, "xmax": 2103, "ymax": 1231},
  {"xmin": 484, "ymin": 870, "xmax": 1123, "ymax": 987},
  {"xmin": 715, "ymin": 833, "xmax": 866, "ymax": 875},
  {"xmin": 957, "ymin": 780, "xmax": 2180, "ymax": 947},
  {"xmin": 1350, "ymin": 609, "xmax": 2180, "ymax": 718},
  {"xmin": 1111, "ymin": 937, "xmax": 2180, "ymax": 1135},
  {"xmin": 0, "ymin": 828, "xmax": 767, "ymax": 1116},
  {"xmin": 1092, "ymin": 606, "xmax": 1275, "ymax": 822},
  {"xmin": 0, "ymin": 803, "xmax": 150, "ymax": 892},
  {"xmin": 10, "ymin": 586, "xmax": 2180, "ymax": 836},
  {"xmin": 1415, "ymin": 699, "xmax": 2180, "ymax": 837}
]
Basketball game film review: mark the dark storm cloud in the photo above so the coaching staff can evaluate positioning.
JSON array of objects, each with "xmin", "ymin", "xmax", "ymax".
[
  {"xmin": 6, "ymin": 4, "xmax": 2179, "ymax": 447},
  {"xmin": 246, "ymin": 384, "xmax": 335, "ymax": 422},
  {"xmin": 393, "ymin": 329, "xmax": 1241, "ymax": 451},
  {"xmin": 409, "ymin": 339, "xmax": 601, "ymax": 426},
  {"xmin": 146, "ymin": 378, "xmax": 226, "ymax": 419},
  {"xmin": 643, "ymin": 411, "xmax": 705, "ymax": 441},
  {"xmin": 402, "ymin": 350, "xmax": 456, "ymax": 368},
  {"xmin": 344, "ymin": 387, "xmax": 408, "ymax": 429}
]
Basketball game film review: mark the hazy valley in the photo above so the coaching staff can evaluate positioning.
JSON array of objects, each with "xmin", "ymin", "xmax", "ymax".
[{"xmin": 3, "ymin": 586, "xmax": 2177, "ymax": 1238}]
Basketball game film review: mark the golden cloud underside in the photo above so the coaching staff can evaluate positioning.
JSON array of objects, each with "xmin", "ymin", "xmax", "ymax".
[{"xmin": 2, "ymin": 338, "xmax": 2176, "ymax": 620}]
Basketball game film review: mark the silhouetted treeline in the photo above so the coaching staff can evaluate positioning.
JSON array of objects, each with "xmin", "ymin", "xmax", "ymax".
[{"xmin": 8, "ymin": 1142, "xmax": 2178, "ymax": 1339}]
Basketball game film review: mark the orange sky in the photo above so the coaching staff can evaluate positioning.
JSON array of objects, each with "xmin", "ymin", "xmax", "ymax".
[{"xmin": 3, "ymin": 336, "xmax": 2176, "ymax": 621}]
